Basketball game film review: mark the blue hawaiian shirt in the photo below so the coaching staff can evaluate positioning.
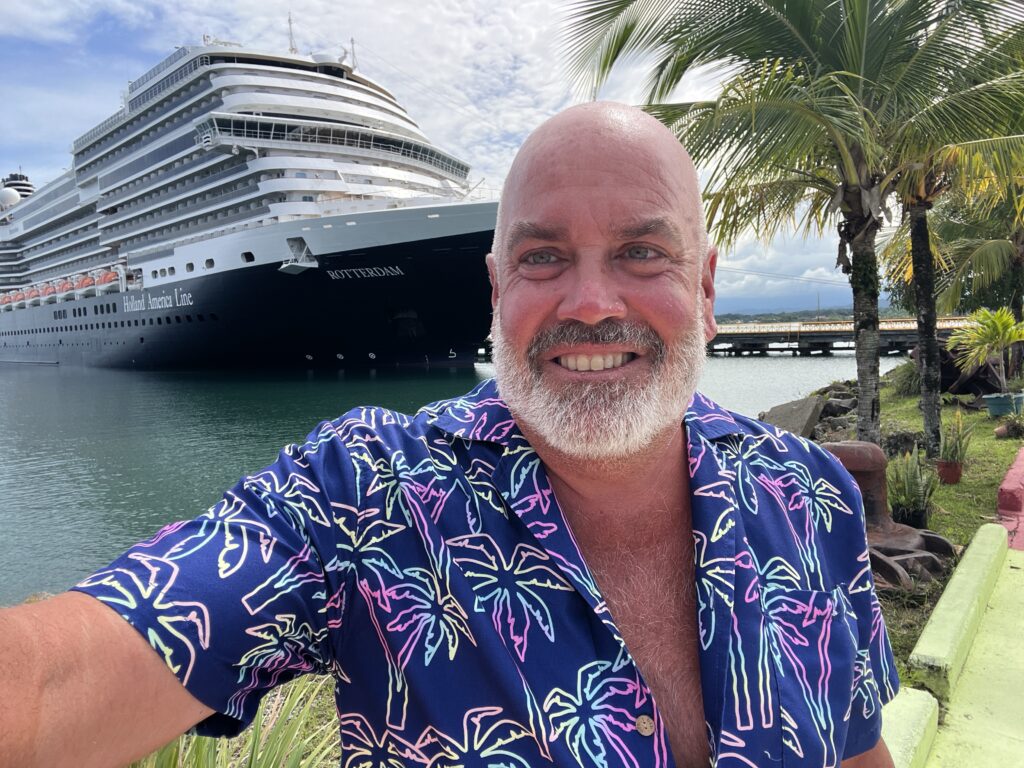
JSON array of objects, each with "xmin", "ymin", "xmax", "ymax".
[{"xmin": 75, "ymin": 379, "xmax": 898, "ymax": 767}]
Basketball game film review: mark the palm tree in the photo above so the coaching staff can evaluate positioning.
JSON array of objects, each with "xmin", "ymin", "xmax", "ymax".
[
  {"xmin": 933, "ymin": 192, "xmax": 1024, "ymax": 322},
  {"xmin": 561, "ymin": 0, "xmax": 1024, "ymax": 445},
  {"xmin": 946, "ymin": 307, "xmax": 1024, "ymax": 394}
]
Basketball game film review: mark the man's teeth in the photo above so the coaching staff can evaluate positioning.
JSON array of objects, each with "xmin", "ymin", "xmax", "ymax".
[{"xmin": 557, "ymin": 352, "xmax": 633, "ymax": 371}]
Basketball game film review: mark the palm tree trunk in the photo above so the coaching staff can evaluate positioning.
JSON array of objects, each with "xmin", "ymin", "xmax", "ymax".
[
  {"xmin": 1009, "ymin": 240, "xmax": 1023, "ymax": 378},
  {"xmin": 849, "ymin": 223, "xmax": 882, "ymax": 445},
  {"xmin": 909, "ymin": 202, "xmax": 942, "ymax": 458}
]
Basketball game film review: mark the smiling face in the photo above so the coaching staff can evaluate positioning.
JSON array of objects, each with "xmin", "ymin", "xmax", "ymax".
[{"xmin": 489, "ymin": 103, "xmax": 717, "ymax": 461}]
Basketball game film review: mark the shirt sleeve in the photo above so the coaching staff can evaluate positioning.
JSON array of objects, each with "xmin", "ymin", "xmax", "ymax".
[
  {"xmin": 817, "ymin": 448, "xmax": 901, "ymax": 760},
  {"xmin": 71, "ymin": 419, "xmax": 359, "ymax": 737}
]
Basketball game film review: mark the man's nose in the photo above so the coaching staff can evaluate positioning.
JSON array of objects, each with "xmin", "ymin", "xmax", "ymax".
[{"xmin": 556, "ymin": 262, "xmax": 627, "ymax": 325}]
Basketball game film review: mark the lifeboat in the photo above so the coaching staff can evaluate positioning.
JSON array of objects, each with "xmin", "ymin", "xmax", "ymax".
[
  {"xmin": 26, "ymin": 287, "xmax": 40, "ymax": 299},
  {"xmin": 13, "ymin": 290, "xmax": 26, "ymax": 307},
  {"xmin": 56, "ymin": 279, "xmax": 74, "ymax": 296},
  {"xmin": 96, "ymin": 270, "xmax": 120, "ymax": 294},
  {"xmin": 74, "ymin": 274, "xmax": 95, "ymax": 290},
  {"xmin": 41, "ymin": 284, "xmax": 56, "ymax": 296},
  {"xmin": 0, "ymin": 293, "xmax": 11, "ymax": 309}
]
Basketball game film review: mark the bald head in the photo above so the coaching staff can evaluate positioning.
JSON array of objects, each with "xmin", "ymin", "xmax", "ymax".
[{"xmin": 491, "ymin": 102, "xmax": 707, "ymax": 268}]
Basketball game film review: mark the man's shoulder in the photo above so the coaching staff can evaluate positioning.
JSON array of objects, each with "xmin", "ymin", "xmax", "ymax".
[
  {"xmin": 689, "ymin": 392, "xmax": 853, "ymax": 485},
  {"xmin": 295, "ymin": 379, "xmax": 510, "ymax": 458}
]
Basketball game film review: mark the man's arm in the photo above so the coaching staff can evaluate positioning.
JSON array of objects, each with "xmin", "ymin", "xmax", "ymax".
[
  {"xmin": 842, "ymin": 737, "xmax": 895, "ymax": 768},
  {"xmin": 0, "ymin": 591, "xmax": 213, "ymax": 768}
]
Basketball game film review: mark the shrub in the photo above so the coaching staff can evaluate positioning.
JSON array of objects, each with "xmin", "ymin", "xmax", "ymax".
[
  {"xmin": 1001, "ymin": 412, "xmax": 1024, "ymax": 439},
  {"xmin": 887, "ymin": 446, "xmax": 938, "ymax": 528},
  {"xmin": 888, "ymin": 361, "xmax": 921, "ymax": 397}
]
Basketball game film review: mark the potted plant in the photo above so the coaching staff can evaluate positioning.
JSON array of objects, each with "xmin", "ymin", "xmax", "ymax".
[
  {"xmin": 937, "ymin": 408, "xmax": 973, "ymax": 484},
  {"xmin": 946, "ymin": 307, "xmax": 1024, "ymax": 417},
  {"xmin": 887, "ymin": 445, "xmax": 939, "ymax": 528}
]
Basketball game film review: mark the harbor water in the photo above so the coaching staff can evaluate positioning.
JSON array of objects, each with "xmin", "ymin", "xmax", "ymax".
[{"xmin": 0, "ymin": 354, "xmax": 900, "ymax": 605}]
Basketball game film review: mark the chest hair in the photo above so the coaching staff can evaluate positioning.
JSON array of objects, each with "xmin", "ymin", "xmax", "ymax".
[{"xmin": 586, "ymin": 537, "xmax": 710, "ymax": 768}]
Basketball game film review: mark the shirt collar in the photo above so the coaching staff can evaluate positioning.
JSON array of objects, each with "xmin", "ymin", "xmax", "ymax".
[{"xmin": 426, "ymin": 378, "xmax": 759, "ymax": 445}]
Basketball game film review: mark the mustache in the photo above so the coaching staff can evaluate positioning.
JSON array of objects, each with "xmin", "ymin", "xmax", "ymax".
[{"xmin": 526, "ymin": 320, "xmax": 666, "ymax": 363}]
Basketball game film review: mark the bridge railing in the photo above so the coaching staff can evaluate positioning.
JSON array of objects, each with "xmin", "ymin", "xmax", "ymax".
[{"xmin": 714, "ymin": 316, "xmax": 971, "ymax": 337}]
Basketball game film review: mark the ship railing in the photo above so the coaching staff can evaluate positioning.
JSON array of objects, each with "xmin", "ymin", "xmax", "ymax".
[
  {"xmin": 73, "ymin": 109, "xmax": 130, "ymax": 154},
  {"xmin": 197, "ymin": 115, "xmax": 470, "ymax": 180},
  {"xmin": 73, "ymin": 53, "xmax": 208, "ymax": 156},
  {"xmin": 128, "ymin": 46, "xmax": 193, "ymax": 94}
]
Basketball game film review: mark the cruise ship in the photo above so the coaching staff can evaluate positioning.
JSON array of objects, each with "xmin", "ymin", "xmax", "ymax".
[{"xmin": 0, "ymin": 43, "xmax": 498, "ymax": 368}]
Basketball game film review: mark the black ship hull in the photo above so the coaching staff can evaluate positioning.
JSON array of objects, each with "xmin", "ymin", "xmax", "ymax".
[{"xmin": 0, "ymin": 230, "xmax": 494, "ymax": 369}]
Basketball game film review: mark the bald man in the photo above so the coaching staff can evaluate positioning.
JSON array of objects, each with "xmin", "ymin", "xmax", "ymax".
[{"xmin": 1, "ymin": 103, "xmax": 898, "ymax": 768}]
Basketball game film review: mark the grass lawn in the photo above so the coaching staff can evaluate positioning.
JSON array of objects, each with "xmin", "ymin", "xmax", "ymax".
[{"xmin": 875, "ymin": 375, "xmax": 1021, "ymax": 681}]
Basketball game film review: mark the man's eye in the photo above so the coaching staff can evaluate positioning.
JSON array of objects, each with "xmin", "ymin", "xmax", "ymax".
[
  {"xmin": 624, "ymin": 245, "xmax": 659, "ymax": 260},
  {"xmin": 523, "ymin": 251, "xmax": 558, "ymax": 265}
]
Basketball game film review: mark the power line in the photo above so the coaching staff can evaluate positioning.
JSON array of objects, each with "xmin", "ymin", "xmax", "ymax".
[{"xmin": 717, "ymin": 266, "xmax": 848, "ymax": 286}]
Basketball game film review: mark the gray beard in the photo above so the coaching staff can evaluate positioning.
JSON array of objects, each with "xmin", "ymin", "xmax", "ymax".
[{"xmin": 491, "ymin": 306, "xmax": 706, "ymax": 460}]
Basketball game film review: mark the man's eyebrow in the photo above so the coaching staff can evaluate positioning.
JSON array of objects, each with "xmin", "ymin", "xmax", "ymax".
[
  {"xmin": 504, "ymin": 221, "xmax": 567, "ymax": 254},
  {"xmin": 616, "ymin": 217, "xmax": 686, "ymax": 245}
]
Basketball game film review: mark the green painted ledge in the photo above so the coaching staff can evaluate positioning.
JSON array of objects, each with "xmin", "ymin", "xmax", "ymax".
[
  {"xmin": 882, "ymin": 687, "xmax": 939, "ymax": 768},
  {"xmin": 907, "ymin": 524, "xmax": 1008, "ymax": 701}
]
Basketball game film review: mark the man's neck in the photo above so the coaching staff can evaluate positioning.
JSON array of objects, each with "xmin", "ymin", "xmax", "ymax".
[{"xmin": 526, "ymin": 424, "xmax": 691, "ymax": 552}]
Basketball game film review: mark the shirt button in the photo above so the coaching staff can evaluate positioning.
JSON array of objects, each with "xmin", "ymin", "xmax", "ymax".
[{"xmin": 635, "ymin": 714, "xmax": 655, "ymax": 737}]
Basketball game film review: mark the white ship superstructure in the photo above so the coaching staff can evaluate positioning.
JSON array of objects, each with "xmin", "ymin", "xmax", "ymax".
[{"xmin": 0, "ymin": 44, "xmax": 498, "ymax": 368}]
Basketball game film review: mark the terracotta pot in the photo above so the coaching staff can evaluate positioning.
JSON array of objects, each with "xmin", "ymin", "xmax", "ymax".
[{"xmin": 936, "ymin": 459, "xmax": 963, "ymax": 485}]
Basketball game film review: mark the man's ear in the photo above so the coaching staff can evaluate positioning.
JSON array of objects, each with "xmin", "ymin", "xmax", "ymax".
[
  {"xmin": 702, "ymin": 245, "xmax": 718, "ymax": 342},
  {"xmin": 486, "ymin": 253, "xmax": 499, "ymax": 310}
]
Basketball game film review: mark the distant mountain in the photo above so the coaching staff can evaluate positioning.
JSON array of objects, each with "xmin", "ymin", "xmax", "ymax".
[{"xmin": 714, "ymin": 292, "xmax": 891, "ymax": 317}]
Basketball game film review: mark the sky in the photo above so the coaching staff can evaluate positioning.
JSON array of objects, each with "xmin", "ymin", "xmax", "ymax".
[{"xmin": 0, "ymin": 0, "xmax": 858, "ymax": 313}]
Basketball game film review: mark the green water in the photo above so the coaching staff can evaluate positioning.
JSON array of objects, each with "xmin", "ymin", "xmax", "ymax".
[{"xmin": 0, "ymin": 354, "xmax": 898, "ymax": 604}]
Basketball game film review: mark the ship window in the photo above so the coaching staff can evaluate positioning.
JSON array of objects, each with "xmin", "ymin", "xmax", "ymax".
[
  {"xmin": 112, "ymin": 304, "xmax": 117, "ymax": 313},
  {"xmin": 186, "ymin": 315, "xmax": 192, "ymax": 322},
  {"xmin": 197, "ymin": 314, "xmax": 205, "ymax": 322},
  {"xmin": 168, "ymin": 267, "xmax": 176, "ymax": 276},
  {"xmin": 93, "ymin": 306, "xmax": 98, "ymax": 315},
  {"xmin": 241, "ymin": 252, "xmax": 255, "ymax": 263},
  {"xmin": 175, "ymin": 316, "xmax": 181, "ymax": 324},
  {"xmin": 139, "ymin": 337, "xmax": 144, "ymax": 344},
  {"xmin": 151, "ymin": 270, "xmax": 158, "ymax": 279},
  {"xmin": 159, "ymin": 268, "xmax": 167, "ymax": 277},
  {"xmin": 302, "ymin": 196, "xmax": 314, "ymax": 202},
  {"xmin": 149, "ymin": 318, "xmax": 154, "ymax": 325},
  {"xmin": 157, "ymin": 317, "xmax": 162, "ymax": 325},
  {"xmin": 205, "ymin": 259, "xmax": 214, "ymax": 269},
  {"xmin": 186, "ymin": 262, "xmax": 194, "ymax": 272},
  {"xmin": 166, "ymin": 316, "xmax": 171, "ymax": 325}
]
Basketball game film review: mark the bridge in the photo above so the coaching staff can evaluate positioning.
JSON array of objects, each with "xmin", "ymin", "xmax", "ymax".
[{"xmin": 709, "ymin": 316, "xmax": 972, "ymax": 356}]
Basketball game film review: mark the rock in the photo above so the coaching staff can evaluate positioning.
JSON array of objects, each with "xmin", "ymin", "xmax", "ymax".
[
  {"xmin": 881, "ymin": 428, "xmax": 925, "ymax": 458},
  {"xmin": 813, "ymin": 380, "xmax": 857, "ymax": 398},
  {"xmin": 822, "ymin": 397, "xmax": 857, "ymax": 417},
  {"xmin": 759, "ymin": 395, "xmax": 825, "ymax": 438}
]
